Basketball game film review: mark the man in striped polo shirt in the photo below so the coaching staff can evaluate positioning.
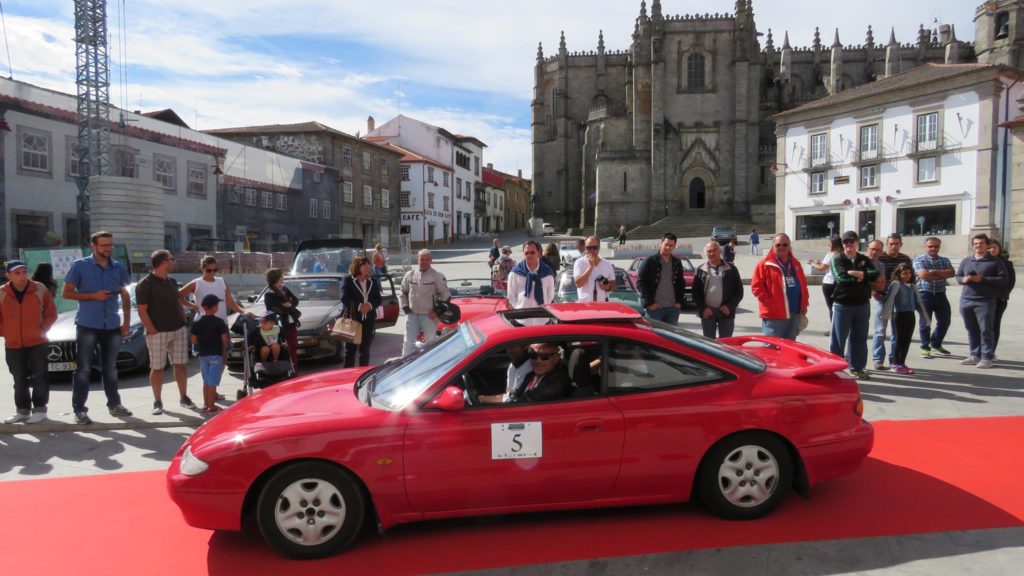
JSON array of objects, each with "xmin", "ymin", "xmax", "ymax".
[{"xmin": 912, "ymin": 237, "xmax": 954, "ymax": 357}]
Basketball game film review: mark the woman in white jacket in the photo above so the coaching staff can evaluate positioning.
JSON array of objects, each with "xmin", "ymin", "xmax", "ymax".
[{"xmin": 506, "ymin": 240, "xmax": 556, "ymax": 321}]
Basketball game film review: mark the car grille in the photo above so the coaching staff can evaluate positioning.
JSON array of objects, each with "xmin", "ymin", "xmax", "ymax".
[{"xmin": 47, "ymin": 341, "xmax": 77, "ymax": 363}]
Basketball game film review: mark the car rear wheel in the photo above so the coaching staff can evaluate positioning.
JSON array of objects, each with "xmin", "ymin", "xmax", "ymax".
[
  {"xmin": 697, "ymin": 432, "xmax": 792, "ymax": 520},
  {"xmin": 256, "ymin": 462, "xmax": 365, "ymax": 559}
]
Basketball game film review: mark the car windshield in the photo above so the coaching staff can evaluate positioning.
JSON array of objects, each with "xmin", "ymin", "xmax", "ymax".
[
  {"xmin": 447, "ymin": 279, "xmax": 505, "ymax": 298},
  {"xmin": 283, "ymin": 278, "xmax": 342, "ymax": 301},
  {"xmin": 292, "ymin": 247, "xmax": 361, "ymax": 275},
  {"xmin": 363, "ymin": 323, "xmax": 485, "ymax": 410},
  {"xmin": 654, "ymin": 322, "xmax": 766, "ymax": 373}
]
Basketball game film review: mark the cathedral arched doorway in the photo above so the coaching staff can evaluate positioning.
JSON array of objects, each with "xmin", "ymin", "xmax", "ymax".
[{"xmin": 689, "ymin": 177, "xmax": 707, "ymax": 209}]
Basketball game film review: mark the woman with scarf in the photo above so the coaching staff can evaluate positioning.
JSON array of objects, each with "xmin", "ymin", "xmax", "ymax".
[{"xmin": 506, "ymin": 240, "xmax": 555, "ymax": 325}]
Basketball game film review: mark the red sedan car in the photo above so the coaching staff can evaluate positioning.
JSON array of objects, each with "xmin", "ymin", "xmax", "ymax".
[
  {"xmin": 627, "ymin": 255, "xmax": 696, "ymax": 305},
  {"xmin": 167, "ymin": 303, "xmax": 873, "ymax": 559},
  {"xmin": 436, "ymin": 277, "xmax": 510, "ymax": 335}
]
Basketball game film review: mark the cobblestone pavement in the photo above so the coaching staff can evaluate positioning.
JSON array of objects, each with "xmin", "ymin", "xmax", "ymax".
[{"xmin": 2, "ymin": 231, "xmax": 1022, "ymax": 574}]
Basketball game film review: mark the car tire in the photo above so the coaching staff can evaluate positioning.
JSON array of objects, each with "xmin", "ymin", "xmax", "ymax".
[
  {"xmin": 696, "ymin": 432, "xmax": 793, "ymax": 520},
  {"xmin": 256, "ymin": 461, "xmax": 366, "ymax": 559}
]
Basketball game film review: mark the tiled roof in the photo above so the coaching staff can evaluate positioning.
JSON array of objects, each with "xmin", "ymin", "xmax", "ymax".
[
  {"xmin": 205, "ymin": 121, "xmax": 400, "ymax": 155},
  {"xmin": 381, "ymin": 143, "xmax": 452, "ymax": 171},
  {"xmin": 0, "ymin": 94, "xmax": 225, "ymax": 156},
  {"xmin": 481, "ymin": 168, "xmax": 505, "ymax": 188},
  {"xmin": 775, "ymin": 63, "xmax": 1013, "ymax": 120}
]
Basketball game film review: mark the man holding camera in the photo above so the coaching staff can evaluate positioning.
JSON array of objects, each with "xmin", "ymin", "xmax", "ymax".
[
  {"xmin": 955, "ymin": 234, "xmax": 1007, "ymax": 369},
  {"xmin": 574, "ymin": 236, "xmax": 615, "ymax": 303}
]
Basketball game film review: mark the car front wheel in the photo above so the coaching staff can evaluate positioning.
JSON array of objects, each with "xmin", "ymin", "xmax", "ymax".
[
  {"xmin": 697, "ymin": 432, "xmax": 792, "ymax": 520},
  {"xmin": 256, "ymin": 462, "xmax": 366, "ymax": 559}
]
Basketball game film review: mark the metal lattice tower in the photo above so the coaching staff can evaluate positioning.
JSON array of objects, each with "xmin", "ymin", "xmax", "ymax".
[{"xmin": 73, "ymin": 0, "xmax": 111, "ymax": 246}]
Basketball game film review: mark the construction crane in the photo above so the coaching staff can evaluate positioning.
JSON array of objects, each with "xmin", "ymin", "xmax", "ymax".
[{"xmin": 73, "ymin": 0, "xmax": 110, "ymax": 247}]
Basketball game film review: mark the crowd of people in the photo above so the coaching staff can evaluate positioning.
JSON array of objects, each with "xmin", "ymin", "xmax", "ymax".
[{"xmin": 1, "ymin": 227, "xmax": 1018, "ymax": 425}]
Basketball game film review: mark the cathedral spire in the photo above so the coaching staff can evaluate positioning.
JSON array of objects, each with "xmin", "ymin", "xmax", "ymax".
[
  {"xmin": 598, "ymin": 29, "xmax": 605, "ymax": 52},
  {"xmin": 559, "ymin": 30, "xmax": 567, "ymax": 54},
  {"xmin": 651, "ymin": 0, "xmax": 662, "ymax": 21},
  {"xmin": 832, "ymin": 29, "xmax": 842, "ymax": 48},
  {"xmin": 813, "ymin": 27, "xmax": 821, "ymax": 51},
  {"xmin": 537, "ymin": 42, "xmax": 544, "ymax": 61},
  {"xmin": 885, "ymin": 27, "xmax": 901, "ymax": 77},
  {"xmin": 783, "ymin": 31, "xmax": 791, "ymax": 50},
  {"xmin": 639, "ymin": 0, "xmax": 647, "ymax": 19},
  {"xmin": 766, "ymin": 28, "xmax": 774, "ymax": 51},
  {"xmin": 945, "ymin": 24, "xmax": 960, "ymax": 64},
  {"xmin": 866, "ymin": 25, "xmax": 874, "ymax": 48}
]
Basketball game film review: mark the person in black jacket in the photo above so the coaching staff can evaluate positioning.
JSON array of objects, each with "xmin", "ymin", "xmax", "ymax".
[
  {"xmin": 692, "ymin": 241, "xmax": 744, "ymax": 338},
  {"xmin": 264, "ymin": 268, "xmax": 301, "ymax": 371},
  {"xmin": 636, "ymin": 233, "xmax": 688, "ymax": 325},
  {"xmin": 340, "ymin": 256, "xmax": 383, "ymax": 368},
  {"xmin": 988, "ymin": 239, "xmax": 1015, "ymax": 354},
  {"xmin": 508, "ymin": 343, "xmax": 573, "ymax": 403},
  {"xmin": 829, "ymin": 231, "xmax": 879, "ymax": 379}
]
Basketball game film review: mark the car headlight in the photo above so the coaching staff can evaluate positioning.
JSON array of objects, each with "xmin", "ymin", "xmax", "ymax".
[
  {"xmin": 179, "ymin": 445, "xmax": 209, "ymax": 477},
  {"xmin": 122, "ymin": 324, "xmax": 144, "ymax": 343}
]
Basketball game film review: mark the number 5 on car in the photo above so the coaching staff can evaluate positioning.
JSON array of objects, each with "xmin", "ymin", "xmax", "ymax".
[{"xmin": 491, "ymin": 422, "xmax": 542, "ymax": 459}]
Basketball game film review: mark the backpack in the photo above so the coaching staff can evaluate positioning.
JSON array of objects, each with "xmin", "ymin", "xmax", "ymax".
[{"xmin": 492, "ymin": 258, "xmax": 514, "ymax": 283}]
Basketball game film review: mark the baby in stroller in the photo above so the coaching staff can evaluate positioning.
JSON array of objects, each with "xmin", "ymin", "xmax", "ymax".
[{"xmin": 231, "ymin": 312, "xmax": 296, "ymax": 398}]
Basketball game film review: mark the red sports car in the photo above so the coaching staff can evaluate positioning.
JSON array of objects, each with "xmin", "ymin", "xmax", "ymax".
[
  {"xmin": 627, "ymin": 256, "xmax": 696, "ymax": 305},
  {"xmin": 167, "ymin": 303, "xmax": 873, "ymax": 559}
]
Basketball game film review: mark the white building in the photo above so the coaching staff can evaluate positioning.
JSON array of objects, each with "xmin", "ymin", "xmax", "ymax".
[
  {"xmin": 774, "ymin": 63, "xmax": 1023, "ymax": 258},
  {"xmin": 380, "ymin": 143, "xmax": 452, "ymax": 245},
  {"xmin": 0, "ymin": 76, "xmax": 302, "ymax": 260},
  {"xmin": 366, "ymin": 115, "xmax": 486, "ymax": 242}
]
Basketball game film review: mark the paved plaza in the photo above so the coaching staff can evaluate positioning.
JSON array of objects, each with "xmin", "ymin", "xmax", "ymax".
[{"xmin": 2, "ymin": 231, "xmax": 1022, "ymax": 574}]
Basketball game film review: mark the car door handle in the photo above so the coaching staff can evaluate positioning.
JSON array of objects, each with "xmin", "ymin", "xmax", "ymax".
[{"xmin": 575, "ymin": 419, "xmax": 604, "ymax": 432}]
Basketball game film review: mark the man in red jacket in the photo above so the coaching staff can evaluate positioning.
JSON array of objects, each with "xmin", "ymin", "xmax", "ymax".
[
  {"xmin": 1, "ymin": 260, "xmax": 58, "ymax": 424},
  {"xmin": 751, "ymin": 233, "xmax": 808, "ymax": 340}
]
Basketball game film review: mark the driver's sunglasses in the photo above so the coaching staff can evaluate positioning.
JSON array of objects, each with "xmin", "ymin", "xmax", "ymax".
[
  {"xmin": 585, "ymin": 245, "xmax": 600, "ymax": 251},
  {"xmin": 527, "ymin": 351, "xmax": 558, "ymax": 361},
  {"xmin": 204, "ymin": 268, "xmax": 218, "ymax": 273},
  {"xmin": 774, "ymin": 243, "xmax": 790, "ymax": 248}
]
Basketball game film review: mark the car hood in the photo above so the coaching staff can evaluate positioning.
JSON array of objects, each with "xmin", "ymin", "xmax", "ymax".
[
  {"xmin": 188, "ymin": 367, "xmax": 382, "ymax": 449},
  {"xmin": 46, "ymin": 308, "xmax": 141, "ymax": 341},
  {"xmin": 439, "ymin": 296, "xmax": 506, "ymax": 329}
]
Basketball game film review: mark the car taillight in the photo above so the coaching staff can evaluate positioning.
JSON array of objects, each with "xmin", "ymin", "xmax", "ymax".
[{"xmin": 854, "ymin": 398, "xmax": 864, "ymax": 417}]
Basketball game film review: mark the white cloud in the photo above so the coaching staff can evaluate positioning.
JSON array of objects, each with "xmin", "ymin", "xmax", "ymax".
[{"xmin": 2, "ymin": 0, "xmax": 979, "ymax": 179}]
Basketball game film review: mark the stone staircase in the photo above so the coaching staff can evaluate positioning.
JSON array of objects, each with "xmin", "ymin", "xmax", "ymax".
[{"xmin": 624, "ymin": 213, "xmax": 771, "ymax": 242}]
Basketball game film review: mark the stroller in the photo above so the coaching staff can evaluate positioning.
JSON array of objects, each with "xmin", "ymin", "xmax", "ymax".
[{"xmin": 231, "ymin": 313, "xmax": 296, "ymax": 399}]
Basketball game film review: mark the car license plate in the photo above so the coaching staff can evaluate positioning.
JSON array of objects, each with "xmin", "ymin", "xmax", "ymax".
[{"xmin": 48, "ymin": 362, "xmax": 76, "ymax": 372}]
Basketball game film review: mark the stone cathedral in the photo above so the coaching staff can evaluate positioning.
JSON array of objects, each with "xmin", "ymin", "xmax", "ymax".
[{"xmin": 531, "ymin": 0, "xmax": 1022, "ymax": 235}]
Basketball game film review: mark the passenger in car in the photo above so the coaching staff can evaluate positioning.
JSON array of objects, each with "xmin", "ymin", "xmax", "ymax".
[{"xmin": 478, "ymin": 344, "xmax": 533, "ymax": 404}]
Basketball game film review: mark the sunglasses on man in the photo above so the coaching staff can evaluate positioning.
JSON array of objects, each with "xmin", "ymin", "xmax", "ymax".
[
  {"xmin": 527, "ymin": 350, "xmax": 559, "ymax": 361},
  {"xmin": 585, "ymin": 245, "xmax": 600, "ymax": 251}
]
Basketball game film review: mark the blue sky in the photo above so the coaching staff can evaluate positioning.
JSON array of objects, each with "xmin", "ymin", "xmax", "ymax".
[{"xmin": 2, "ymin": 0, "xmax": 974, "ymax": 176}]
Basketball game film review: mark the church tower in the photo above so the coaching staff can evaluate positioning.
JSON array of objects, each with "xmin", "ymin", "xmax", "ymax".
[{"xmin": 975, "ymin": 0, "xmax": 1024, "ymax": 68}]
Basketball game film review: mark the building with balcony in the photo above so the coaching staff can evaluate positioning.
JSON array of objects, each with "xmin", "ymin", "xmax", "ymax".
[{"xmin": 774, "ymin": 63, "xmax": 1023, "ymax": 258}]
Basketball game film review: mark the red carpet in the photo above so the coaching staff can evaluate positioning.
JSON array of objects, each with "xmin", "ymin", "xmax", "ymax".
[{"xmin": 3, "ymin": 416, "xmax": 1024, "ymax": 575}]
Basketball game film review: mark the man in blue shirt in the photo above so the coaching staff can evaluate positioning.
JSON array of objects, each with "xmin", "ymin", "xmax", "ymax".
[{"xmin": 62, "ymin": 231, "xmax": 133, "ymax": 424}]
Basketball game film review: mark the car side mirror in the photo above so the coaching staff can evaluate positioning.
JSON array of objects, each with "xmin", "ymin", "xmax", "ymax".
[
  {"xmin": 427, "ymin": 386, "xmax": 465, "ymax": 411},
  {"xmin": 247, "ymin": 295, "xmax": 256, "ymax": 303}
]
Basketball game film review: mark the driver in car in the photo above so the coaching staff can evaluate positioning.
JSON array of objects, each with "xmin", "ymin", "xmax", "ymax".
[{"xmin": 480, "ymin": 343, "xmax": 572, "ymax": 404}]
